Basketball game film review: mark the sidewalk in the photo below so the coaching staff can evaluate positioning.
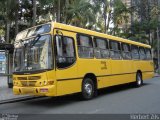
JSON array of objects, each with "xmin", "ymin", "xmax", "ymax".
[
  {"xmin": 154, "ymin": 73, "xmax": 160, "ymax": 77},
  {"xmin": 0, "ymin": 77, "xmax": 31, "ymax": 103}
]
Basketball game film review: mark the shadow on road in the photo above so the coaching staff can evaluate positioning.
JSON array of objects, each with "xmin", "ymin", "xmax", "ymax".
[
  {"xmin": 23, "ymin": 82, "xmax": 151, "ymax": 107},
  {"xmin": 98, "ymin": 82, "xmax": 150, "ymax": 96}
]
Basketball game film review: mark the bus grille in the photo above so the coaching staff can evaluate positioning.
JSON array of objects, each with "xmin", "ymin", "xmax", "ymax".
[
  {"xmin": 21, "ymin": 81, "xmax": 36, "ymax": 87},
  {"xmin": 17, "ymin": 76, "xmax": 41, "ymax": 81},
  {"xmin": 28, "ymin": 76, "xmax": 41, "ymax": 80},
  {"xmin": 17, "ymin": 77, "xmax": 28, "ymax": 80}
]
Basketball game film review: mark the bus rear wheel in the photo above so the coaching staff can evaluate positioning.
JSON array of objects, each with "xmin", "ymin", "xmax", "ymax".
[
  {"xmin": 135, "ymin": 72, "xmax": 143, "ymax": 87},
  {"xmin": 82, "ymin": 78, "xmax": 95, "ymax": 100}
]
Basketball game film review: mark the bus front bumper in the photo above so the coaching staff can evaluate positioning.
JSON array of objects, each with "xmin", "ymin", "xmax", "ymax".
[{"xmin": 13, "ymin": 85, "xmax": 56, "ymax": 97}]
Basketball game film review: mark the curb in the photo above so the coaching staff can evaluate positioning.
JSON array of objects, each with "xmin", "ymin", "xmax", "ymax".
[
  {"xmin": 0, "ymin": 96, "xmax": 43, "ymax": 104},
  {"xmin": 155, "ymin": 76, "xmax": 160, "ymax": 77},
  {"xmin": 154, "ymin": 74, "xmax": 160, "ymax": 77}
]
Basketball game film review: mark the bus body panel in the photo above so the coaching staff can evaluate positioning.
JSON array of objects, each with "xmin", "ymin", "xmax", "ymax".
[{"xmin": 97, "ymin": 59, "xmax": 112, "ymax": 88}]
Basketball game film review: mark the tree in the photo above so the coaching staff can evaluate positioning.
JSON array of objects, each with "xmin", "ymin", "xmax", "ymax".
[
  {"xmin": 131, "ymin": 0, "xmax": 160, "ymax": 47},
  {"xmin": 65, "ymin": 0, "xmax": 95, "ymax": 28},
  {"xmin": 111, "ymin": 0, "xmax": 130, "ymax": 36},
  {"xmin": 0, "ymin": 0, "xmax": 17, "ymax": 43}
]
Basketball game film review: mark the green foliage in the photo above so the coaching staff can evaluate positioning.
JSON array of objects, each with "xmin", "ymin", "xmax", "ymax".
[
  {"xmin": 66, "ymin": 0, "xmax": 95, "ymax": 27},
  {"xmin": 130, "ymin": 1, "xmax": 160, "ymax": 48},
  {"xmin": 0, "ymin": 0, "xmax": 159, "ymax": 48},
  {"xmin": 0, "ymin": 29, "xmax": 4, "ymax": 35},
  {"xmin": 112, "ymin": 0, "xmax": 130, "ymax": 25}
]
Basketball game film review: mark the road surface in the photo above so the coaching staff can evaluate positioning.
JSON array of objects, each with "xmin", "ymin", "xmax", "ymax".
[{"xmin": 0, "ymin": 77, "xmax": 160, "ymax": 114}]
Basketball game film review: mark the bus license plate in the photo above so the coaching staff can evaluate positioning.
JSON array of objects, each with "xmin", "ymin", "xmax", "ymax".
[{"xmin": 23, "ymin": 88, "xmax": 34, "ymax": 94}]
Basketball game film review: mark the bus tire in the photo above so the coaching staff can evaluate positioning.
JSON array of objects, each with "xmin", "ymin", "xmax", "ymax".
[
  {"xmin": 82, "ymin": 78, "xmax": 95, "ymax": 100},
  {"xmin": 135, "ymin": 72, "xmax": 143, "ymax": 87}
]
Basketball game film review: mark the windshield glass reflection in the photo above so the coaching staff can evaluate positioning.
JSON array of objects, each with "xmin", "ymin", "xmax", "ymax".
[{"xmin": 14, "ymin": 34, "xmax": 53, "ymax": 72}]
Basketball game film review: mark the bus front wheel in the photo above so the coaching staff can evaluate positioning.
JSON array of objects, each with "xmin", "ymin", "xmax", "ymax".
[{"xmin": 82, "ymin": 78, "xmax": 95, "ymax": 100}]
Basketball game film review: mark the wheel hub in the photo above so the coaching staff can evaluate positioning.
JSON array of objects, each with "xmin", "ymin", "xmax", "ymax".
[
  {"xmin": 84, "ymin": 83, "xmax": 92, "ymax": 95},
  {"xmin": 137, "ymin": 75, "xmax": 141, "ymax": 85}
]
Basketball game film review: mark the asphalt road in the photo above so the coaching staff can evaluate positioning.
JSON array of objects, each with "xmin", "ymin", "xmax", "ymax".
[{"xmin": 0, "ymin": 77, "xmax": 160, "ymax": 114}]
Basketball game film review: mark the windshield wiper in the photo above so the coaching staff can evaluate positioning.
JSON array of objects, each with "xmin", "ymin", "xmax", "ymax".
[{"xmin": 30, "ymin": 34, "xmax": 41, "ymax": 46}]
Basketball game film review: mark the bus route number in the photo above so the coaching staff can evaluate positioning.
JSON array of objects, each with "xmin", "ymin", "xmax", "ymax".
[{"xmin": 101, "ymin": 61, "xmax": 107, "ymax": 70}]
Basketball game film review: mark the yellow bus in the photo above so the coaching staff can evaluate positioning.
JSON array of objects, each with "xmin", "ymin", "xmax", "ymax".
[{"xmin": 13, "ymin": 22, "xmax": 154, "ymax": 100}]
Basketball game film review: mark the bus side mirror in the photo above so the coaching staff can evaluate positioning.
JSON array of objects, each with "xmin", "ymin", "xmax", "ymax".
[
  {"xmin": 56, "ymin": 30, "xmax": 63, "ymax": 36},
  {"xmin": 56, "ymin": 30, "xmax": 64, "ymax": 42}
]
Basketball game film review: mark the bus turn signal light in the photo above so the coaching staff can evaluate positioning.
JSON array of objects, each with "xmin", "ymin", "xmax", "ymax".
[{"xmin": 48, "ymin": 81, "xmax": 54, "ymax": 85}]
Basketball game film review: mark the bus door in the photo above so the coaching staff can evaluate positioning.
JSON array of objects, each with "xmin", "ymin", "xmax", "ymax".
[{"xmin": 54, "ymin": 30, "xmax": 78, "ymax": 96}]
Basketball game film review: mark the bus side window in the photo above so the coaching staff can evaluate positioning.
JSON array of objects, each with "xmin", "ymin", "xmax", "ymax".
[
  {"xmin": 139, "ymin": 47, "xmax": 146, "ymax": 60},
  {"xmin": 122, "ymin": 43, "xmax": 131, "ymax": 60},
  {"xmin": 55, "ymin": 35, "xmax": 76, "ymax": 68},
  {"xmin": 109, "ymin": 41, "xmax": 121, "ymax": 59},
  {"xmin": 94, "ymin": 38, "xmax": 109, "ymax": 59},
  {"xmin": 131, "ymin": 45, "xmax": 139, "ymax": 60},
  {"xmin": 146, "ymin": 48, "xmax": 152, "ymax": 60},
  {"xmin": 77, "ymin": 35, "xmax": 94, "ymax": 58}
]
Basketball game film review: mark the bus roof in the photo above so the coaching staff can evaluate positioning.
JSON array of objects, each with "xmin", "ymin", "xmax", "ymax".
[
  {"xmin": 15, "ymin": 22, "xmax": 151, "ymax": 49},
  {"xmin": 52, "ymin": 22, "xmax": 151, "ymax": 48}
]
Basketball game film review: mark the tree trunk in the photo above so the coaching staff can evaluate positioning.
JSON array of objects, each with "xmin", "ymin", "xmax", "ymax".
[
  {"xmin": 32, "ymin": 0, "xmax": 37, "ymax": 26},
  {"xmin": 15, "ymin": 0, "xmax": 19, "ymax": 37},
  {"xmin": 64, "ymin": 0, "xmax": 69, "ymax": 24},
  {"xmin": 5, "ymin": 21, "xmax": 10, "ymax": 43},
  {"xmin": 157, "ymin": 27, "xmax": 160, "ymax": 71},
  {"xmin": 106, "ymin": 0, "xmax": 112, "ymax": 33},
  {"xmin": 103, "ymin": 0, "xmax": 107, "ymax": 33},
  {"xmin": 5, "ymin": 0, "xmax": 10, "ymax": 43},
  {"xmin": 57, "ymin": 0, "xmax": 61, "ymax": 22}
]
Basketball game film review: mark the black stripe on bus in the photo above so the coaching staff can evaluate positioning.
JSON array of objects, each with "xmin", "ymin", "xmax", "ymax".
[
  {"xmin": 56, "ymin": 71, "xmax": 154, "ymax": 81},
  {"xmin": 57, "ymin": 77, "xmax": 83, "ymax": 81},
  {"xmin": 96, "ymin": 72, "xmax": 136, "ymax": 78},
  {"xmin": 142, "ymin": 71, "xmax": 154, "ymax": 73}
]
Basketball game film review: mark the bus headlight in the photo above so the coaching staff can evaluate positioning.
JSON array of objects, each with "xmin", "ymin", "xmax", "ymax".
[
  {"xmin": 44, "ymin": 81, "xmax": 47, "ymax": 85},
  {"xmin": 39, "ymin": 82, "xmax": 43, "ymax": 86}
]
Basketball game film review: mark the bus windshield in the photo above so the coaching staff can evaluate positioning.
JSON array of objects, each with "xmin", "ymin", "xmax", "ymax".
[{"xmin": 13, "ymin": 34, "xmax": 53, "ymax": 73}]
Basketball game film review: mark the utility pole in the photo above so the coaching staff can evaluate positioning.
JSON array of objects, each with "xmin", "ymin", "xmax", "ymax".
[{"xmin": 157, "ymin": 27, "xmax": 160, "ymax": 72}]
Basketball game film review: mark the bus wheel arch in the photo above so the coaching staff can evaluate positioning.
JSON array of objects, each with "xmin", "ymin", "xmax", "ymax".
[{"xmin": 81, "ymin": 73, "xmax": 98, "ymax": 100}]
